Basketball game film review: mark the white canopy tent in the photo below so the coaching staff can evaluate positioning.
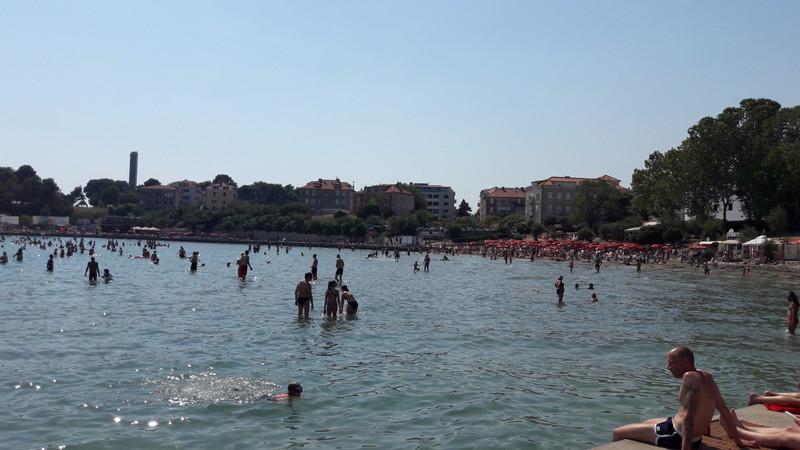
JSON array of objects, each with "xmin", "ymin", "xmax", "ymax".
[{"xmin": 742, "ymin": 235, "xmax": 783, "ymax": 259}]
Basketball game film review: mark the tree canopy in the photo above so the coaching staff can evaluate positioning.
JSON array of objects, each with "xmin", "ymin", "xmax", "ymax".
[{"xmin": 631, "ymin": 98, "xmax": 800, "ymax": 230}]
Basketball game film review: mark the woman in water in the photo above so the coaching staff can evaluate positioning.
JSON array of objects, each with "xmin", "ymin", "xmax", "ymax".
[
  {"xmin": 324, "ymin": 280, "xmax": 340, "ymax": 318},
  {"xmin": 554, "ymin": 275, "xmax": 565, "ymax": 304},
  {"xmin": 342, "ymin": 285, "xmax": 358, "ymax": 315},
  {"xmin": 787, "ymin": 291, "xmax": 799, "ymax": 335}
]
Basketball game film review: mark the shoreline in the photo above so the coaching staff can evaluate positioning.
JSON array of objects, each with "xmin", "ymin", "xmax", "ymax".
[{"xmin": 5, "ymin": 229, "xmax": 800, "ymax": 280}]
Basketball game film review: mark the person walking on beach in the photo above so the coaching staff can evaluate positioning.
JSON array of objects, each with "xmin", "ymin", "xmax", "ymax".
[
  {"xmin": 787, "ymin": 291, "xmax": 799, "ymax": 335},
  {"xmin": 311, "ymin": 254, "xmax": 318, "ymax": 280},
  {"xmin": 295, "ymin": 272, "xmax": 314, "ymax": 318},
  {"xmin": 85, "ymin": 256, "xmax": 100, "ymax": 282},
  {"xmin": 555, "ymin": 275, "xmax": 565, "ymax": 304},
  {"xmin": 334, "ymin": 254, "xmax": 344, "ymax": 284},
  {"xmin": 612, "ymin": 346, "xmax": 743, "ymax": 449},
  {"xmin": 324, "ymin": 280, "xmax": 340, "ymax": 318},
  {"xmin": 238, "ymin": 250, "xmax": 253, "ymax": 279}
]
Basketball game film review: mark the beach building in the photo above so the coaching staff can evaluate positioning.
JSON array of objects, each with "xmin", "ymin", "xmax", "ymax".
[
  {"xmin": 408, "ymin": 182, "xmax": 456, "ymax": 220},
  {"xmin": 478, "ymin": 186, "xmax": 526, "ymax": 222},
  {"xmin": 525, "ymin": 175, "xmax": 625, "ymax": 224},
  {"xmin": 169, "ymin": 180, "xmax": 204, "ymax": 208},
  {"xmin": 203, "ymin": 182, "xmax": 238, "ymax": 211},
  {"xmin": 354, "ymin": 184, "xmax": 415, "ymax": 216},
  {"xmin": 299, "ymin": 178, "xmax": 355, "ymax": 214},
  {"xmin": 138, "ymin": 185, "xmax": 178, "ymax": 210}
]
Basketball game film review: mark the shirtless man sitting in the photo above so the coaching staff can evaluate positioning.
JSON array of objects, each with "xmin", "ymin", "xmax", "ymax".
[{"xmin": 612, "ymin": 346, "xmax": 743, "ymax": 449}]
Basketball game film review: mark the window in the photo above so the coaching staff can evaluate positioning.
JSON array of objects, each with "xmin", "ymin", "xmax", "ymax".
[
  {"xmin": 547, "ymin": 192, "xmax": 553, "ymax": 199},
  {"xmin": 556, "ymin": 192, "xmax": 562, "ymax": 200},
  {"xmin": 566, "ymin": 193, "xmax": 571, "ymax": 200},
  {"xmin": 556, "ymin": 205, "xmax": 562, "ymax": 213},
  {"xmin": 547, "ymin": 205, "xmax": 553, "ymax": 212}
]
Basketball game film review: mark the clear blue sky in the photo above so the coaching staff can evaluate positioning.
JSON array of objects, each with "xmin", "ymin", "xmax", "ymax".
[{"xmin": 3, "ymin": 1, "xmax": 799, "ymax": 210}]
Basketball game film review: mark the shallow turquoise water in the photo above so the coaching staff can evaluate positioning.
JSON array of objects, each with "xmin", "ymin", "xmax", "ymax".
[{"xmin": 1, "ymin": 237, "xmax": 798, "ymax": 449}]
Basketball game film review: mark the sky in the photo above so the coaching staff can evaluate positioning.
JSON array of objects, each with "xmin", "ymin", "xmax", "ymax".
[{"xmin": 2, "ymin": 1, "xmax": 799, "ymax": 209}]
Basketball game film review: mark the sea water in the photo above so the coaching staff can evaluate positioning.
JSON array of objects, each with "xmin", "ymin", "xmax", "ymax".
[{"xmin": 0, "ymin": 237, "xmax": 798, "ymax": 449}]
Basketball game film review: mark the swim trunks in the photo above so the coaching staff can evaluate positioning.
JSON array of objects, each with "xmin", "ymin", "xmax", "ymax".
[
  {"xmin": 790, "ymin": 316, "xmax": 799, "ymax": 327},
  {"xmin": 335, "ymin": 267, "xmax": 343, "ymax": 275},
  {"xmin": 297, "ymin": 297, "xmax": 309, "ymax": 306},
  {"xmin": 348, "ymin": 301, "xmax": 358, "ymax": 312},
  {"xmin": 654, "ymin": 417, "xmax": 701, "ymax": 449},
  {"xmin": 238, "ymin": 265, "xmax": 247, "ymax": 277}
]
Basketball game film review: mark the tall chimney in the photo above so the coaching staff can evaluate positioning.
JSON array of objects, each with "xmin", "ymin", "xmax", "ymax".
[{"xmin": 129, "ymin": 151, "xmax": 138, "ymax": 188}]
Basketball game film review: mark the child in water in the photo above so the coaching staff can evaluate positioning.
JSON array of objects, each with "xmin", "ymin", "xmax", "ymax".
[
  {"xmin": 102, "ymin": 269, "xmax": 114, "ymax": 282},
  {"xmin": 325, "ymin": 280, "xmax": 340, "ymax": 317}
]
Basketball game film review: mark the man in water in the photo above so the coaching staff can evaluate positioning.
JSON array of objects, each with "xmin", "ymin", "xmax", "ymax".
[
  {"xmin": 295, "ymin": 272, "xmax": 314, "ymax": 318},
  {"xmin": 423, "ymin": 253, "xmax": 431, "ymax": 272},
  {"xmin": 264, "ymin": 382, "xmax": 303, "ymax": 401},
  {"xmin": 334, "ymin": 254, "xmax": 344, "ymax": 284},
  {"xmin": 85, "ymin": 256, "xmax": 100, "ymax": 282},
  {"xmin": 190, "ymin": 251, "xmax": 199, "ymax": 271},
  {"xmin": 46, "ymin": 254, "xmax": 54, "ymax": 271},
  {"xmin": 238, "ymin": 249, "xmax": 253, "ymax": 279},
  {"xmin": 612, "ymin": 346, "xmax": 743, "ymax": 449},
  {"xmin": 311, "ymin": 254, "xmax": 318, "ymax": 280}
]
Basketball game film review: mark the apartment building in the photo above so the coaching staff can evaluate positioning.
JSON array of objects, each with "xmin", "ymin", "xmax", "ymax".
[
  {"xmin": 525, "ymin": 175, "xmax": 624, "ymax": 224},
  {"xmin": 478, "ymin": 186, "xmax": 526, "ymax": 221},
  {"xmin": 169, "ymin": 180, "xmax": 204, "ymax": 208},
  {"xmin": 204, "ymin": 182, "xmax": 238, "ymax": 211},
  {"xmin": 409, "ymin": 182, "xmax": 455, "ymax": 220},
  {"xmin": 354, "ymin": 184, "xmax": 415, "ymax": 216},
  {"xmin": 138, "ymin": 185, "xmax": 178, "ymax": 210},
  {"xmin": 299, "ymin": 178, "xmax": 355, "ymax": 214}
]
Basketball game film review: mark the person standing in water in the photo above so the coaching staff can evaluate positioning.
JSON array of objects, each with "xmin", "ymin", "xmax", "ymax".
[
  {"xmin": 46, "ymin": 254, "xmax": 54, "ymax": 271},
  {"xmin": 311, "ymin": 254, "xmax": 318, "ymax": 280},
  {"xmin": 555, "ymin": 275, "xmax": 565, "ymax": 304},
  {"xmin": 324, "ymin": 280, "xmax": 340, "ymax": 318},
  {"xmin": 787, "ymin": 291, "xmax": 799, "ymax": 335},
  {"xmin": 85, "ymin": 256, "xmax": 100, "ymax": 282},
  {"xmin": 334, "ymin": 254, "xmax": 344, "ymax": 284},
  {"xmin": 189, "ymin": 251, "xmax": 199, "ymax": 271},
  {"xmin": 295, "ymin": 272, "xmax": 314, "ymax": 318},
  {"xmin": 238, "ymin": 250, "xmax": 253, "ymax": 279},
  {"xmin": 423, "ymin": 253, "xmax": 431, "ymax": 272},
  {"xmin": 342, "ymin": 285, "xmax": 358, "ymax": 315}
]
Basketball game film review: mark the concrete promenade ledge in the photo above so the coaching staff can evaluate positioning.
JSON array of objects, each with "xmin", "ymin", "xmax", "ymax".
[{"xmin": 592, "ymin": 405, "xmax": 797, "ymax": 449}]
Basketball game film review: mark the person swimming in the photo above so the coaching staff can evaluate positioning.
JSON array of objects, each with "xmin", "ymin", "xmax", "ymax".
[{"xmin": 262, "ymin": 382, "xmax": 303, "ymax": 401}]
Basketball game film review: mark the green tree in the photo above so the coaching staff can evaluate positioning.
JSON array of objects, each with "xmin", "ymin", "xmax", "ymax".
[
  {"xmin": 630, "ymin": 150, "xmax": 685, "ymax": 220},
  {"xmin": 576, "ymin": 227, "xmax": 594, "ymax": 241},
  {"xmin": 457, "ymin": 199, "xmax": 472, "ymax": 217},
  {"xmin": 212, "ymin": 174, "xmax": 237, "ymax": 187},
  {"xmin": 143, "ymin": 178, "xmax": 160, "ymax": 186}
]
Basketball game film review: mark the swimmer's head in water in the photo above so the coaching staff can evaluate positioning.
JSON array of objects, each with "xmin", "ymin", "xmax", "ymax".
[{"xmin": 288, "ymin": 382, "xmax": 303, "ymax": 396}]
